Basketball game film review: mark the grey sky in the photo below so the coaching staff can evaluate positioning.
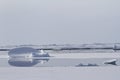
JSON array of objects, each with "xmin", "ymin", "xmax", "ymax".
[{"xmin": 0, "ymin": 0, "xmax": 120, "ymax": 45}]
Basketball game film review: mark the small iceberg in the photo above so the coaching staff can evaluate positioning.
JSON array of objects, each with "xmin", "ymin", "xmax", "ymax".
[
  {"xmin": 8, "ymin": 47, "xmax": 50, "ymax": 58},
  {"xmin": 104, "ymin": 59, "xmax": 117, "ymax": 65}
]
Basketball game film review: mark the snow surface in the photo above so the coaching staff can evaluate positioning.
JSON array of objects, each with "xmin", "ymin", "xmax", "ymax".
[{"xmin": 0, "ymin": 67, "xmax": 120, "ymax": 80}]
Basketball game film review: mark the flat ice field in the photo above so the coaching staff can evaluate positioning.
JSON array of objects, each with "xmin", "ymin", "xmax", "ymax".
[
  {"xmin": 0, "ymin": 67, "xmax": 120, "ymax": 80},
  {"xmin": 0, "ymin": 51, "xmax": 120, "ymax": 80}
]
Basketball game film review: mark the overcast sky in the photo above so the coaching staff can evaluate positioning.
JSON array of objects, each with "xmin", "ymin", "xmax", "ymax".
[{"xmin": 0, "ymin": 0, "xmax": 120, "ymax": 45}]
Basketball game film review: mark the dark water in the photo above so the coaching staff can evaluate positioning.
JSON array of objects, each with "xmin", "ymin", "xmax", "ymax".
[{"xmin": 0, "ymin": 58, "xmax": 120, "ymax": 67}]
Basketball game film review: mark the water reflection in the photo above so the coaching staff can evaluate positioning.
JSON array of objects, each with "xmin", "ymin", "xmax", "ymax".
[
  {"xmin": 4, "ymin": 58, "xmax": 120, "ymax": 67},
  {"xmin": 8, "ymin": 58, "xmax": 49, "ymax": 67}
]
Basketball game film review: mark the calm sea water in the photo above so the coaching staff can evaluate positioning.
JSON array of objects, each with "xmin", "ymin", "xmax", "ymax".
[
  {"xmin": 0, "ymin": 58, "xmax": 120, "ymax": 67},
  {"xmin": 0, "ymin": 51, "xmax": 120, "ymax": 67}
]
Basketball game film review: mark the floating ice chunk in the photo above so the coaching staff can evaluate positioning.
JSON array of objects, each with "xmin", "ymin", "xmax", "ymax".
[
  {"xmin": 8, "ymin": 47, "xmax": 50, "ymax": 58},
  {"xmin": 104, "ymin": 59, "xmax": 117, "ymax": 65}
]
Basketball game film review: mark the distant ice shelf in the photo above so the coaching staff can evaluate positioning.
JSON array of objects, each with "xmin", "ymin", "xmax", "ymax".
[{"xmin": 1, "ymin": 53, "xmax": 120, "ymax": 59}]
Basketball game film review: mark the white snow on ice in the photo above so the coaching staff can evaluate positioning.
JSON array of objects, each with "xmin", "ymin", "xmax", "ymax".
[{"xmin": 0, "ymin": 67, "xmax": 120, "ymax": 80}]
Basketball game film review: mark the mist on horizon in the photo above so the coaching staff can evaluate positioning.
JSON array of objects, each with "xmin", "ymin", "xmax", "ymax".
[{"xmin": 0, "ymin": 0, "xmax": 120, "ymax": 45}]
